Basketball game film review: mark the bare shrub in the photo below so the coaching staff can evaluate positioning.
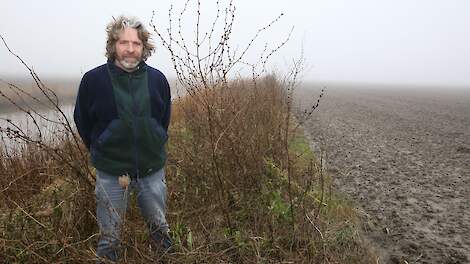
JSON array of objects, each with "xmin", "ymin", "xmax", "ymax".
[
  {"xmin": 0, "ymin": 1, "xmax": 376, "ymax": 262},
  {"xmin": 0, "ymin": 35, "xmax": 96, "ymax": 263}
]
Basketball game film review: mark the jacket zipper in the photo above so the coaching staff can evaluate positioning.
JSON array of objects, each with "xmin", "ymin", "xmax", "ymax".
[{"xmin": 128, "ymin": 74, "xmax": 140, "ymax": 180}]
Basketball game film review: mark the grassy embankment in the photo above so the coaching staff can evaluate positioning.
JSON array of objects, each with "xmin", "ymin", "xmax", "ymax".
[{"xmin": 0, "ymin": 76, "xmax": 376, "ymax": 263}]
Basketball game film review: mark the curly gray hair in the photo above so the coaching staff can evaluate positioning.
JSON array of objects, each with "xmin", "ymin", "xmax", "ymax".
[{"xmin": 105, "ymin": 15, "xmax": 155, "ymax": 61}]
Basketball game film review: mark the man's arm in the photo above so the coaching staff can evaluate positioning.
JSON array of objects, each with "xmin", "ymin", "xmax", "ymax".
[
  {"xmin": 162, "ymin": 77, "xmax": 171, "ymax": 131},
  {"xmin": 73, "ymin": 74, "xmax": 92, "ymax": 149}
]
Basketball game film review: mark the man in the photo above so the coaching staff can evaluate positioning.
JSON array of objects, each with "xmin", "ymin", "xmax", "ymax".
[{"xmin": 73, "ymin": 15, "xmax": 172, "ymax": 262}]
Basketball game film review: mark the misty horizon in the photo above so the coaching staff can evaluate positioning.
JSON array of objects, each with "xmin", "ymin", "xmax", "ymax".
[{"xmin": 1, "ymin": 0, "xmax": 469, "ymax": 88}]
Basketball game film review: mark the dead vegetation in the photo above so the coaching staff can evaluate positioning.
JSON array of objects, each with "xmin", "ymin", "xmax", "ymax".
[
  {"xmin": 0, "ymin": 1, "xmax": 376, "ymax": 262},
  {"xmin": 0, "ymin": 75, "xmax": 376, "ymax": 263}
]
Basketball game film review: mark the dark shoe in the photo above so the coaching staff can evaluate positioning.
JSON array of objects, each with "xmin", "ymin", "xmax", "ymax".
[{"xmin": 151, "ymin": 230, "xmax": 174, "ymax": 254}]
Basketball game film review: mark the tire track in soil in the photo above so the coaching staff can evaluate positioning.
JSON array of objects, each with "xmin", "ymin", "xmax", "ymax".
[{"xmin": 296, "ymin": 86, "xmax": 470, "ymax": 264}]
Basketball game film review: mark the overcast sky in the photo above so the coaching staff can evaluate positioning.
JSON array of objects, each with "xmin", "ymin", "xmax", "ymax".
[{"xmin": 1, "ymin": 0, "xmax": 469, "ymax": 87}]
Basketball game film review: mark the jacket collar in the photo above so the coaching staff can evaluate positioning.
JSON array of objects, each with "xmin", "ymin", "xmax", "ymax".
[{"xmin": 107, "ymin": 59, "xmax": 147, "ymax": 76}]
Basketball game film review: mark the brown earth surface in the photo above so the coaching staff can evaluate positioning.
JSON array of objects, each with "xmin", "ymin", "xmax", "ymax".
[{"xmin": 296, "ymin": 85, "xmax": 470, "ymax": 264}]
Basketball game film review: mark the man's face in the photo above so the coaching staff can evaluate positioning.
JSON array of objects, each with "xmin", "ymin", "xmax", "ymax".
[{"xmin": 114, "ymin": 27, "xmax": 143, "ymax": 71}]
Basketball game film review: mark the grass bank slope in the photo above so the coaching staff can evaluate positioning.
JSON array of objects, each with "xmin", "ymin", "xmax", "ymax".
[{"xmin": 0, "ymin": 76, "xmax": 376, "ymax": 263}]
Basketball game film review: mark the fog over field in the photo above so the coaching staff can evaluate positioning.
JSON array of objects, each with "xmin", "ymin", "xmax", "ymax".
[
  {"xmin": 1, "ymin": 0, "xmax": 470, "ymax": 88},
  {"xmin": 1, "ymin": 2, "xmax": 469, "ymax": 263}
]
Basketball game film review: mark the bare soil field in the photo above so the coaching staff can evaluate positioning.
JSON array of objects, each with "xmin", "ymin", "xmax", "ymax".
[{"xmin": 296, "ymin": 85, "xmax": 470, "ymax": 264}]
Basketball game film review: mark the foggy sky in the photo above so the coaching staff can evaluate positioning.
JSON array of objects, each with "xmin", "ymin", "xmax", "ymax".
[{"xmin": 1, "ymin": 0, "xmax": 469, "ymax": 87}]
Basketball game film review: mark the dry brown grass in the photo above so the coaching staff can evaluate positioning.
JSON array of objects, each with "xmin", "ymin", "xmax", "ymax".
[
  {"xmin": 0, "ymin": 76, "xmax": 377, "ymax": 263},
  {"xmin": 0, "ymin": 1, "xmax": 376, "ymax": 261}
]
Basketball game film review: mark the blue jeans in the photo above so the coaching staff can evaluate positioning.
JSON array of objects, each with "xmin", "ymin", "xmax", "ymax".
[{"xmin": 95, "ymin": 169, "xmax": 168, "ymax": 261}]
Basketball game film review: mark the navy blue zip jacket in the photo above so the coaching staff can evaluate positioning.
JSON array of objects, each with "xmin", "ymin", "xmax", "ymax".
[{"xmin": 74, "ymin": 60, "xmax": 171, "ymax": 178}]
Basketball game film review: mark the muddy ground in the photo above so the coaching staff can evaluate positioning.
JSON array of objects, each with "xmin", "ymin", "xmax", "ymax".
[{"xmin": 296, "ymin": 85, "xmax": 470, "ymax": 264}]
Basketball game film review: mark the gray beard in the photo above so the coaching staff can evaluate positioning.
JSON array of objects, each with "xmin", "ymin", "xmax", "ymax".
[{"xmin": 118, "ymin": 58, "xmax": 140, "ymax": 71}]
